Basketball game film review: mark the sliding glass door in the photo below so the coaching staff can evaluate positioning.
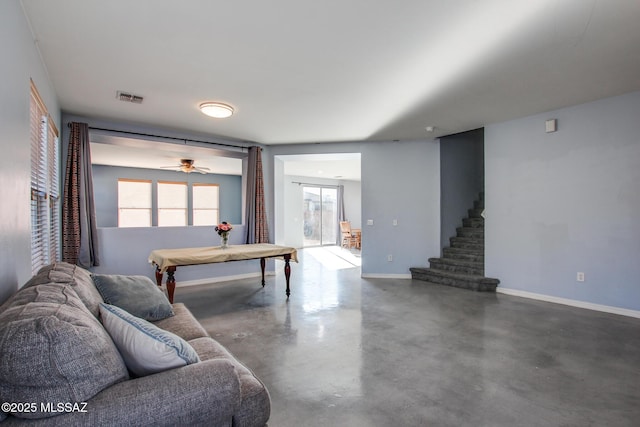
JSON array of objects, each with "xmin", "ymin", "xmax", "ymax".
[{"xmin": 302, "ymin": 186, "xmax": 337, "ymax": 247}]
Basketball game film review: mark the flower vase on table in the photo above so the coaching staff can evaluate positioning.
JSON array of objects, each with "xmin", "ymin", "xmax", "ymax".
[
  {"xmin": 215, "ymin": 222, "xmax": 233, "ymax": 249},
  {"xmin": 220, "ymin": 233, "xmax": 229, "ymax": 249}
]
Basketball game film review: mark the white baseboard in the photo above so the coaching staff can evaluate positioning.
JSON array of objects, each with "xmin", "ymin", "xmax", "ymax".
[
  {"xmin": 497, "ymin": 287, "xmax": 640, "ymax": 319},
  {"xmin": 173, "ymin": 271, "xmax": 275, "ymax": 288},
  {"xmin": 361, "ymin": 273, "xmax": 412, "ymax": 279}
]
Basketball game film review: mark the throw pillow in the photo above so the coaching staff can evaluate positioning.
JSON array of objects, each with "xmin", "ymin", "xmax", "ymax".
[
  {"xmin": 92, "ymin": 274, "xmax": 174, "ymax": 321},
  {"xmin": 99, "ymin": 303, "xmax": 200, "ymax": 377}
]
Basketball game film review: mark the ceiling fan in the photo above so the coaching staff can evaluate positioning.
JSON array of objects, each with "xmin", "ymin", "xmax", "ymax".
[{"xmin": 160, "ymin": 159, "xmax": 210, "ymax": 174}]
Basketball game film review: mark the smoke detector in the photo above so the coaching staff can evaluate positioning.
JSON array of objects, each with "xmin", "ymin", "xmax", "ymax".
[{"xmin": 116, "ymin": 91, "xmax": 144, "ymax": 104}]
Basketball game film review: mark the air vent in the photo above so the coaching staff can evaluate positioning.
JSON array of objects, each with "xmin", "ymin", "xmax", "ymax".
[{"xmin": 116, "ymin": 91, "xmax": 143, "ymax": 104}]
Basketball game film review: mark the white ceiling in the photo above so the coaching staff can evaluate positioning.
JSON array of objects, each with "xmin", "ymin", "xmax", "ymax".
[
  {"xmin": 21, "ymin": 0, "xmax": 640, "ymax": 149},
  {"xmin": 281, "ymin": 153, "xmax": 361, "ymax": 182}
]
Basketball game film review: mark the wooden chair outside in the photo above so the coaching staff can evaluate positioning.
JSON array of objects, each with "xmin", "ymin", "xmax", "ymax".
[{"xmin": 340, "ymin": 221, "xmax": 360, "ymax": 249}]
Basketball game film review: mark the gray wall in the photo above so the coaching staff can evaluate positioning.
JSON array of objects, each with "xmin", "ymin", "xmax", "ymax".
[
  {"xmin": 485, "ymin": 91, "xmax": 640, "ymax": 311},
  {"xmin": 92, "ymin": 165, "xmax": 242, "ymax": 227},
  {"xmin": 440, "ymin": 129, "xmax": 484, "ymax": 250},
  {"xmin": 91, "ymin": 224, "xmax": 260, "ymax": 283},
  {"xmin": 0, "ymin": 1, "xmax": 60, "ymax": 304},
  {"xmin": 360, "ymin": 141, "xmax": 440, "ymax": 276}
]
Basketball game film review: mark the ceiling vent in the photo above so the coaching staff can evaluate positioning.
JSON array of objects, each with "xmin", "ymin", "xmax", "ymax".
[{"xmin": 116, "ymin": 91, "xmax": 143, "ymax": 104}]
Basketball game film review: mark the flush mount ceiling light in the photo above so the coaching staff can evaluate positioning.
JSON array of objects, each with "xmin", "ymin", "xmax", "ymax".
[{"xmin": 199, "ymin": 102, "xmax": 234, "ymax": 118}]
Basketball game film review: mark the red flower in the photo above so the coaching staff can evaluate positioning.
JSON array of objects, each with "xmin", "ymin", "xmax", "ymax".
[{"xmin": 215, "ymin": 221, "xmax": 233, "ymax": 235}]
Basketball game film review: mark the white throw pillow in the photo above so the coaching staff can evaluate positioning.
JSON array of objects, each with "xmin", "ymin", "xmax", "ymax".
[{"xmin": 99, "ymin": 303, "xmax": 200, "ymax": 377}]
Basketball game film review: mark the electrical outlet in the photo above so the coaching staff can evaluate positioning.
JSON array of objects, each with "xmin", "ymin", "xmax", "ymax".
[
  {"xmin": 367, "ymin": 219, "xmax": 374, "ymax": 226},
  {"xmin": 393, "ymin": 219, "xmax": 398, "ymax": 226},
  {"xmin": 387, "ymin": 254, "xmax": 393, "ymax": 262},
  {"xmin": 577, "ymin": 272, "xmax": 585, "ymax": 282}
]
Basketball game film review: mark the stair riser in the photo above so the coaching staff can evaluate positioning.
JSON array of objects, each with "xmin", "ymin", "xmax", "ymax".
[
  {"xmin": 451, "ymin": 239, "xmax": 484, "ymax": 253},
  {"xmin": 410, "ymin": 270, "xmax": 498, "ymax": 292},
  {"xmin": 443, "ymin": 248, "xmax": 484, "ymax": 262},
  {"xmin": 462, "ymin": 218, "xmax": 484, "ymax": 228},
  {"xmin": 429, "ymin": 261, "xmax": 483, "ymax": 275},
  {"xmin": 451, "ymin": 236, "xmax": 482, "ymax": 242},
  {"xmin": 456, "ymin": 228, "xmax": 484, "ymax": 238},
  {"xmin": 468, "ymin": 208, "xmax": 483, "ymax": 219}
]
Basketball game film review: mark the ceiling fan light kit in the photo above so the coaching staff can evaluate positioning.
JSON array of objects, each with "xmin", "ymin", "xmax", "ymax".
[
  {"xmin": 199, "ymin": 102, "xmax": 234, "ymax": 118},
  {"xmin": 161, "ymin": 159, "xmax": 210, "ymax": 174}
]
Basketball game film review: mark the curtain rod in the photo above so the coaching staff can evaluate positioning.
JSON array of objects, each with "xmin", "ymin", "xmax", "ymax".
[
  {"xmin": 68, "ymin": 123, "xmax": 248, "ymax": 151},
  {"xmin": 291, "ymin": 181, "xmax": 341, "ymax": 188}
]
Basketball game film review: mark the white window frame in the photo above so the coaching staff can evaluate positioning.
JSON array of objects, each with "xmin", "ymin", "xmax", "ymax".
[
  {"xmin": 117, "ymin": 179, "xmax": 152, "ymax": 227},
  {"xmin": 157, "ymin": 181, "xmax": 188, "ymax": 227},
  {"xmin": 192, "ymin": 183, "xmax": 220, "ymax": 226}
]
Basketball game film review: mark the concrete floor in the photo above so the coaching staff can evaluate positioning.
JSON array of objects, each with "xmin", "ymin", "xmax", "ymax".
[{"xmin": 176, "ymin": 247, "xmax": 640, "ymax": 427}]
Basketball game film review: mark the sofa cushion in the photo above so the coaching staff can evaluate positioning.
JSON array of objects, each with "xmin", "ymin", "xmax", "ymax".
[
  {"xmin": 153, "ymin": 303, "xmax": 210, "ymax": 341},
  {"xmin": 100, "ymin": 303, "xmax": 200, "ymax": 377},
  {"xmin": 92, "ymin": 274, "xmax": 174, "ymax": 321},
  {"xmin": 189, "ymin": 337, "xmax": 271, "ymax": 427},
  {"xmin": 0, "ymin": 284, "xmax": 129, "ymax": 419},
  {"xmin": 22, "ymin": 262, "xmax": 104, "ymax": 317}
]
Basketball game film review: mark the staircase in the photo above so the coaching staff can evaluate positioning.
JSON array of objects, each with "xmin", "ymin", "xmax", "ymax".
[{"xmin": 410, "ymin": 192, "xmax": 499, "ymax": 292}]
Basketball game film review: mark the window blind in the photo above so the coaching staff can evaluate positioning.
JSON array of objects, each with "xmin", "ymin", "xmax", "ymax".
[{"xmin": 30, "ymin": 80, "xmax": 59, "ymax": 273}]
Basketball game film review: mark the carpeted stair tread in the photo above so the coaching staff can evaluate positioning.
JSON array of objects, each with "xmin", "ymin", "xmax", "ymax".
[
  {"xmin": 449, "ymin": 237, "xmax": 484, "ymax": 250},
  {"xmin": 443, "ymin": 247, "xmax": 484, "ymax": 261},
  {"xmin": 456, "ymin": 227, "xmax": 484, "ymax": 237},
  {"xmin": 410, "ymin": 268, "xmax": 497, "ymax": 283},
  {"xmin": 443, "ymin": 246, "xmax": 483, "ymax": 254},
  {"xmin": 462, "ymin": 218, "xmax": 484, "ymax": 228},
  {"xmin": 409, "ymin": 268, "xmax": 499, "ymax": 292},
  {"xmin": 429, "ymin": 257, "xmax": 482, "ymax": 266},
  {"xmin": 468, "ymin": 208, "xmax": 483, "ymax": 218},
  {"xmin": 428, "ymin": 257, "xmax": 484, "ymax": 275}
]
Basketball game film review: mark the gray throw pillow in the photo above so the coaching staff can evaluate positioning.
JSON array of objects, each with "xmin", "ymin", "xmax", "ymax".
[{"xmin": 92, "ymin": 274, "xmax": 174, "ymax": 321}]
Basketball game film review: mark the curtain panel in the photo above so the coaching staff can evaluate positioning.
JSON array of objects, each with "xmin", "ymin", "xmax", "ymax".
[
  {"xmin": 244, "ymin": 146, "xmax": 269, "ymax": 244},
  {"xmin": 336, "ymin": 184, "xmax": 345, "ymax": 245},
  {"xmin": 62, "ymin": 122, "xmax": 100, "ymax": 267}
]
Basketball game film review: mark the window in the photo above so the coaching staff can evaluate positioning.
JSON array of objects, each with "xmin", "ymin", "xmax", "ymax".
[
  {"xmin": 115, "ymin": 180, "xmax": 220, "ymax": 227},
  {"xmin": 192, "ymin": 183, "xmax": 219, "ymax": 226},
  {"xmin": 30, "ymin": 80, "xmax": 60, "ymax": 274},
  {"xmin": 118, "ymin": 179, "xmax": 151, "ymax": 227},
  {"xmin": 158, "ymin": 181, "xmax": 187, "ymax": 226}
]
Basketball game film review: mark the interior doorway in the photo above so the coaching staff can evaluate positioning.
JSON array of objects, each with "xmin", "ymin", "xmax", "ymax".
[
  {"xmin": 273, "ymin": 152, "xmax": 361, "ymax": 250},
  {"xmin": 303, "ymin": 186, "xmax": 337, "ymax": 247}
]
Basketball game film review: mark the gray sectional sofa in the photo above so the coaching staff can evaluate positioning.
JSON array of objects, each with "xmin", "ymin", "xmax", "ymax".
[{"xmin": 0, "ymin": 262, "xmax": 270, "ymax": 426}]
